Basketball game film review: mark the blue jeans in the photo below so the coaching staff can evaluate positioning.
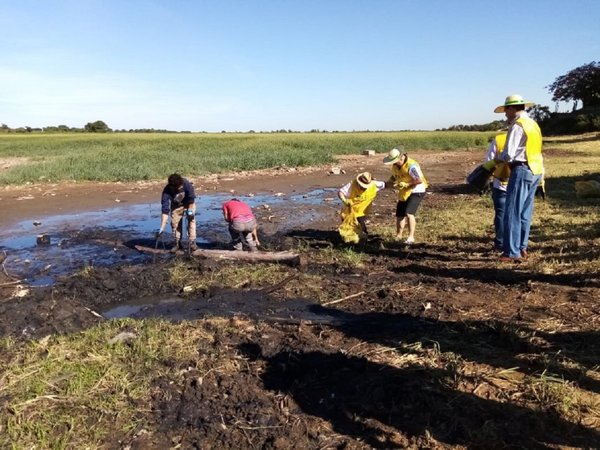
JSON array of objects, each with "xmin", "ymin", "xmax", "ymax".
[
  {"xmin": 491, "ymin": 187, "xmax": 506, "ymax": 250},
  {"xmin": 502, "ymin": 166, "xmax": 541, "ymax": 258}
]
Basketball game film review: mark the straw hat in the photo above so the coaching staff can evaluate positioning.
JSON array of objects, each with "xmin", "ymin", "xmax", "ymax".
[
  {"xmin": 494, "ymin": 94, "xmax": 535, "ymax": 113},
  {"xmin": 356, "ymin": 172, "xmax": 373, "ymax": 189},
  {"xmin": 383, "ymin": 147, "xmax": 405, "ymax": 165}
]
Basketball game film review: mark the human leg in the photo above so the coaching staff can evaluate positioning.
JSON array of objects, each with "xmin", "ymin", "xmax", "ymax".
[
  {"xmin": 357, "ymin": 216, "xmax": 368, "ymax": 235},
  {"xmin": 395, "ymin": 201, "xmax": 408, "ymax": 239},
  {"xmin": 170, "ymin": 207, "xmax": 184, "ymax": 251},
  {"xmin": 492, "ymin": 187, "xmax": 507, "ymax": 250},
  {"xmin": 520, "ymin": 173, "xmax": 541, "ymax": 252},
  {"xmin": 502, "ymin": 166, "xmax": 530, "ymax": 258},
  {"xmin": 241, "ymin": 219, "xmax": 258, "ymax": 252},
  {"xmin": 404, "ymin": 193, "xmax": 424, "ymax": 243},
  {"xmin": 229, "ymin": 223, "xmax": 244, "ymax": 250},
  {"xmin": 405, "ymin": 214, "xmax": 416, "ymax": 242}
]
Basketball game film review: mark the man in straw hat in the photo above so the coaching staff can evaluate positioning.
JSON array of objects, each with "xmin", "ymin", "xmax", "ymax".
[
  {"xmin": 383, "ymin": 147, "xmax": 428, "ymax": 244},
  {"xmin": 338, "ymin": 171, "xmax": 385, "ymax": 243},
  {"xmin": 493, "ymin": 94, "xmax": 543, "ymax": 262}
]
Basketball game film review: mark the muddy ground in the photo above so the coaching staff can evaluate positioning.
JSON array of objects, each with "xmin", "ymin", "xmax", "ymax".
[{"xmin": 1, "ymin": 150, "xmax": 599, "ymax": 449}]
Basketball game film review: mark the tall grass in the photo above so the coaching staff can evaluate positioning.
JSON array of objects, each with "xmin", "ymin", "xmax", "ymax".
[{"xmin": 0, "ymin": 132, "xmax": 492, "ymax": 184}]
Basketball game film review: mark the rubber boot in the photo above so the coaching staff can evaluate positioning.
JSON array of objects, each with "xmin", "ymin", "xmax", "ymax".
[{"xmin": 170, "ymin": 240, "xmax": 180, "ymax": 253}]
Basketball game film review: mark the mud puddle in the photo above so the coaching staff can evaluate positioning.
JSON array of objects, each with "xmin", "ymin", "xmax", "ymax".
[
  {"xmin": 0, "ymin": 189, "xmax": 337, "ymax": 285},
  {"xmin": 101, "ymin": 289, "xmax": 346, "ymax": 324}
]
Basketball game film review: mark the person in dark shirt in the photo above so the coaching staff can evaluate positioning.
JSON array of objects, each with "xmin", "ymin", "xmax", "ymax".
[{"xmin": 157, "ymin": 173, "xmax": 197, "ymax": 252}]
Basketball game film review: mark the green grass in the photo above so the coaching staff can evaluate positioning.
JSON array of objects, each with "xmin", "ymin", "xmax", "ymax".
[
  {"xmin": 0, "ymin": 319, "xmax": 220, "ymax": 449},
  {"xmin": 0, "ymin": 131, "xmax": 492, "ymax": 184}
]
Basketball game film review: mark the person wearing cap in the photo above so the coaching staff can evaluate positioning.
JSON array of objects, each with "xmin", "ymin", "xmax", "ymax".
[
  {"xmin": 481, "ymin": 132, "xmax": 510, "ymax": 251},
  {"xmin": 222, "ymin": 198, "xmax": 259, "ymax": 252},
  {"xmin": 383, "ymin": 148, "xmax": 428, "ymax": 244},
  {"xmin": 338, "ymin": 172, "xmax": 385, "ymax": 243},
  {"xmin": 157, "ymin": 173, "xmax": 197, "ymax": 252},
  {"xmin": 493, "ymin": 94, "xmax": 543, "ymax": 262}
]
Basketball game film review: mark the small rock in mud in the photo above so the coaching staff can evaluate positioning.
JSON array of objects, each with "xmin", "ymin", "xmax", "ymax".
[{"xmin": 36, "ymin": 234, "xmax": 50, "ymax": 245}]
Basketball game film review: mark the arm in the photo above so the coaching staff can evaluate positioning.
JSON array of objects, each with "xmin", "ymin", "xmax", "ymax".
[
  {"xmin": 222, "ymin": 206, "xmax": 230, "ymax": 222},
  {"xmin": 183, "ymin": 180, "xmax": 196, "ymax": 211},
  {"xmin": 252, "ymin": 227, "xmax": 260, "ymax": 246},
  {"xmin": 498, "ymin": 125, "xmax": 524, "ymax": 163},
  {"xmin": 338, "ymin": 182, "xmax": 352, "ymax": 204},
  {"xmin": 407, "ymin": 165, "xmax": 423, "ymax": 186}
]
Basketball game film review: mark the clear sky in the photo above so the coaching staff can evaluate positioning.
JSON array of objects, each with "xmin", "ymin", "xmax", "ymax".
[{"xmin": 2, "ymin": 0, "xmax": 599, "ymax": 132}]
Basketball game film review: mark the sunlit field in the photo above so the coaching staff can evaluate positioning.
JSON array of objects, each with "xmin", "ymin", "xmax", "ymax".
[{"xmin": 0, "ymin": 131, "xmax": 492, "ymax": 184}]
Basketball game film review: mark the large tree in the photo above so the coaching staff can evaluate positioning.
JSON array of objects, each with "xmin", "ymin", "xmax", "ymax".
[
  {"xmin": 547, "ymin": 61, "xmax": 600, "ymax": 110},
  {"xmin": 84, "ymin": 120, "xmax": 111, "ymax": 133}
]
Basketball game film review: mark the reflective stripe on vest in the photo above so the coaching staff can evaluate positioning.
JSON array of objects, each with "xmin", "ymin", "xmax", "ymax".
[{"xmin": 516, "ymin": 116, "xmax": 543, "ymax": 175}]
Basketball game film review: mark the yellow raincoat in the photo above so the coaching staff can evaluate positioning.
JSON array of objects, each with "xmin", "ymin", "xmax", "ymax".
[{"xmin": 338, "ymin": 181, "xmax": 378, "ymax": 244}]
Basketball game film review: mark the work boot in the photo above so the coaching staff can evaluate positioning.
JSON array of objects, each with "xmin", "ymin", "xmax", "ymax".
[
  {"xmin": 170, "ymin": 241, "xmax": 181, "ymax": 253},
  {"xmin": 189, "ymin": 241, "xmax": 198, "ymax": 251}
]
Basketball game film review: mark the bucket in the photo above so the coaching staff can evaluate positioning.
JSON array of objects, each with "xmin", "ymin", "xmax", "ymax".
[{"xmin": 466, "ymin": 165, "xmax": 493, "ymax": 192}]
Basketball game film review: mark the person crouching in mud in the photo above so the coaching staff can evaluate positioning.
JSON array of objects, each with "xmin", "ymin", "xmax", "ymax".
[
  {"xmin": 157, "ymin": 173, "xmax": 197, "ymax": 252},
  {"xmin": 338, "ymin": 171, "xmax": 385, "ymax": 244},
  {"xmin": 222, "ymin": 198, "xmax": 259, "ymax": 252}
]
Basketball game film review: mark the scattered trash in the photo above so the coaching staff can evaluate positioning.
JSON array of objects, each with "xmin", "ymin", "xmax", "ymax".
[
  {"xmin": 330, "ymin": 166, "xmax": 342, "ymax": 175},
  {"xmin": 274, "ymin": 192, "xmax": 284, "ymax": 197},
  {"xmin": 362, "ymin": 149, "xmax": 376, "ymax": 156},
  {"xmin": 14, "ymin": 285, "xmax": 30, "ymax": 298},
  {"xmin": 115, "ymin": 198, "xmax": 121, "ymax": 203},
  {"xmin": 422, "ymin": 302, "xmax": 432, "ymax": 311},
  {"xmin": 36, "ymin": 234, "xmax": 50, "ymax": 245},
  {"xmin": 108, "ymin": 331, "xmax": 137, "ymax": 344},
  {"xmin": 33, "ymin": 220, "xmax": 42, "ymax": 226},
  {"xmin": 248, "ymin": 193, "xmax": 255, "ymax": 197},
  {"xmin": 181, "ymin": 285, "xmax": 194, "ymax": 293},
  {"xmin": 16, "ymin": 195, "xmax": 35, "ymax": 201}
]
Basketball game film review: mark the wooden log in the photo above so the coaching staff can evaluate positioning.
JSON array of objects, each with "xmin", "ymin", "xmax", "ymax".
[
  {"xmin": 193, "ymin": 249, "xmax": 303, "ymax": 266},
  {"xmin": 133, "ymin": 245, "xmax": 302, "ymax": 266}
]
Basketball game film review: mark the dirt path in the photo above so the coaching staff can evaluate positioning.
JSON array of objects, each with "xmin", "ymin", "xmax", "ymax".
[{"xmin": 0, "ymin": 150, "xmax": 477, "ymax": 226}]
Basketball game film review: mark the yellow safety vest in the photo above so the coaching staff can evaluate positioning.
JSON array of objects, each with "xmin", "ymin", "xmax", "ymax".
[
  {"xmin": 345, "ymin": 181, "xmax": 378, "ymax": 218},
  {"xmin": 516, "ymin": 115, "xmax": 543, "ymax": 175},
  {"xmin": 492, "ymin": 133, "xmax": 510, "ymax": 182},
  {"xmin": 391, "ymin": 158, "xmax": 428, "ymax": 201}
]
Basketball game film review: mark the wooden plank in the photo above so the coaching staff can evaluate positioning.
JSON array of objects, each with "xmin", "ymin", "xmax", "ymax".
[{"xmin": 133, "ymin": 245, "xmax": 302, "ymax": 266}]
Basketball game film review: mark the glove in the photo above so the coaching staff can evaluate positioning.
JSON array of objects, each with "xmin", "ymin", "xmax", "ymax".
[
  {"xmin": 396, "ymin": 181, "xmax": 411, "ymax": 190},
  {"xmin": 186, "ymin": 209, "xmax": 195, "ymax": 217},
  {"xmin": 482, "ymin": 160, "xmax": 496, "ymax": 171},
  {"xmin": 155, "ymin": 227, "xmax": 164, "ymax": 238}
]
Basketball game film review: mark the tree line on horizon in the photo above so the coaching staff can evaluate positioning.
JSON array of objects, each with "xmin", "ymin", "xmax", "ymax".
[{"xmin": 2, "ymin": 62, "xmax": 599, "ymax": 136}]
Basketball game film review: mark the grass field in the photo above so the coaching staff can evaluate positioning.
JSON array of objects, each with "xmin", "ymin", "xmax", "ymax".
[{"xmin": 0, "ymin": 131, "xmax": 492, "ymax": 184}]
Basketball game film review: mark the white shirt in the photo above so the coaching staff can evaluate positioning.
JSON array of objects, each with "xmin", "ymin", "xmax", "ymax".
[
  {"xmin": 500, "ymin": 111, "xmax": 529, "ymax": 164},
  {"xmin": 407, "ymin": 164, "xmax": 426, "ymax": 193}
]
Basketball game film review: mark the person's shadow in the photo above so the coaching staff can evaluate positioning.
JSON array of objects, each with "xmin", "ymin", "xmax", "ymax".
[{"xmin": 238, "ymin": 305, "xmax": 600, "ymax": 449}]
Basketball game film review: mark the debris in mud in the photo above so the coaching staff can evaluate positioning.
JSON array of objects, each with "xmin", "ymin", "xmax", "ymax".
[{"xmin": 36, "ymin": 234, "xmax": 50, "ymax": 245}]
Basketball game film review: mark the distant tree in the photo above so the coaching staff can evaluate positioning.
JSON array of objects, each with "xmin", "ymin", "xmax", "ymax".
[
  {"xmin": 547, "ymin": 61, "xmax": 600, "ymax": 110},
  {"xmin": 84, "ymin": 120, "xmax": 111, "ymax": 132},
  {"xmin": 527, "ymin": 105, "xmax": 552, "ymax": 123}
]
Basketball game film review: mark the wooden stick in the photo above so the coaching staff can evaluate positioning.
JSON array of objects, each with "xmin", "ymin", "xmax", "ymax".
[
  {"xmin": 322, "ymin": 291, "xmax": 365, "ymax": 306},
  {"xmin": 259, "ymin": 273, "xmax": 299, "ymax": 294}
]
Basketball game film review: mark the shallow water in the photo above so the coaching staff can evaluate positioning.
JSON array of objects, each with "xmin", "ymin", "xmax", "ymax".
[{"xmin": 0, "ymin": 189, "xmax": 336, "ymax": 285}]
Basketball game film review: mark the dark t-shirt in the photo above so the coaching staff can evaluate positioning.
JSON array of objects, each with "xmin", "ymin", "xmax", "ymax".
[{"xmin": 161, "ymin": 178, "xmax": 195, "ymax": 214}]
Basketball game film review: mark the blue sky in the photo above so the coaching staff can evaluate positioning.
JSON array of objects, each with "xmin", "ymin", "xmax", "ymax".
[{"xmin": 2, "ymin": 0, "xmax": 599, "ymax": 132}]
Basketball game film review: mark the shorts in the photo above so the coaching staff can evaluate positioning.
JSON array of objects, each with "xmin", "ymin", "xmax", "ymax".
[{"xmin": 396, "ymin": 193, "xmax": 425, "ymax": 217}]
